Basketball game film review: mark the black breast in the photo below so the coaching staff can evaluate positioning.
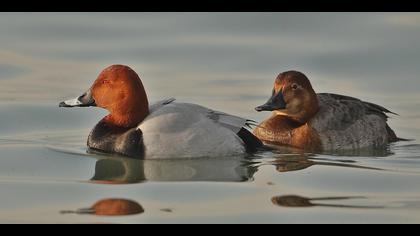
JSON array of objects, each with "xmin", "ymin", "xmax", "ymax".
[
  {"xmin": 237, "ymin": 128, "xmax": 263, "ymax": 153},
  {"xmin": 87, "ymin": 120, "xmax": 145, "ymax": 159}
]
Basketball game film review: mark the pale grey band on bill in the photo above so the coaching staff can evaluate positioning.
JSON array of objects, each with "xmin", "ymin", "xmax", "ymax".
[{"xmin": 61, "ymin": 98, "xmax": 84, "ymax": 107}]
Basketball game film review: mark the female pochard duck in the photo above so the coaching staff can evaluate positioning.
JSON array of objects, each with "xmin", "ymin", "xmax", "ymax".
[
  {"xmin": 254, "ymin": 71, "xmax": 402, "ymax": 152},
  {"xmin": 60, "ymin": 65, "xmax": 261, "ymax": 159}
]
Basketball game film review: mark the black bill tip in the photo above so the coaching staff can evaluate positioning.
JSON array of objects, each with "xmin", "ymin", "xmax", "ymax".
[
  {"xmin": 59, "ymin": 101, "xmax": 70, "ymax": 108},
  {"xmin": 255, "ymin": 106, "xmax": 265, "ymax": 112}
]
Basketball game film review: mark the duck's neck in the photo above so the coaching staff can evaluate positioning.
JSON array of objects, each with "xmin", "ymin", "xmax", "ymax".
[
  {"xmin": 104, "ymin": 110, "xmax": 149, "ymax": 128},
  {"xmin": 273, "ymin": 114, "xmax": 304, "ymax": 129}
]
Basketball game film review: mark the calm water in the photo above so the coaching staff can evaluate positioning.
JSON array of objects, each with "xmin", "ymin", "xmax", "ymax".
[{"xmin": 1, "ymin": 13, "xmax": 420, "ymax": 223}]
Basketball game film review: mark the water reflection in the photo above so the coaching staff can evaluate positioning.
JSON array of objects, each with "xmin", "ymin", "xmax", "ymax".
[
  {"xmin": 61, "ymin": 198, "xmax": 144, "ymax": 216},
  {"xmin": 270, "ymin": 155, "xmax": 384, "ymax": 173},
  {"xmin": 89, "ymin": 156, "xmax": 258, "ymax": 184},
  {"xmin": 271, "ymin": 195, "xmax": 384, "ymax": 209},
  {"xmin": 88, "ymin": 151, "xmax": 384, "ymax": 185},
  {"xmin": 322, "ymin": 148, "xmax": 395, "ymax": 157},
  {"xmin": 266, "ymin": 143, "xmax": 395, "ymax": 157}
]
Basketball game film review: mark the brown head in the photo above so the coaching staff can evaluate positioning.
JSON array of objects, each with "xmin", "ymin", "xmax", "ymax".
[
  {"xmin": 60, "ymin": 65, "xmax": 149, "ymax": 128},
  {"xmin": 255, "ymin": 71, "xmax": 319, "ymax": 123}
]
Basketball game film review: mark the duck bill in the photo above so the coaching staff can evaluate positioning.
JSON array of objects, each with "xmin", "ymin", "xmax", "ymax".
[
  {"xmin": 59, "ymin": 89, "xmax": 96, "ymax": 108},
  {"xmin": 255, "ymin": 91, "xmax": 286, "ymax": 112}
]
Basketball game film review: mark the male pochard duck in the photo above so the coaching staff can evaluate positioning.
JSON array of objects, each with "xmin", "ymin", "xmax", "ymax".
[
  {"xmin": 254, "ymin": 71, "xmax": 402, "ymax": 152},
  {"xmin": 60, "ymin": 65, "xmax": 261, "ymax": 159}
]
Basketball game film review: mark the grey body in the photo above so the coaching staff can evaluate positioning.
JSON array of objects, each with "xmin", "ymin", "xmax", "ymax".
[{"xmin": 309, "ymin": 93, "xmax": 398, "ymax": 150}]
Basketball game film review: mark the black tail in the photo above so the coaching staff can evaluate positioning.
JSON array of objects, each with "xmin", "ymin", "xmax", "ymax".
[
  {"xmin": 396, "ymin": 137, "xmax": 414, "ymax": 142},
  {"xmin": 237, "ymin": 128, "xmax": 263, "ymax": 153},
  {"xmin": 386, "ymin": 124, "xmax": 413, "ymax": 142}
]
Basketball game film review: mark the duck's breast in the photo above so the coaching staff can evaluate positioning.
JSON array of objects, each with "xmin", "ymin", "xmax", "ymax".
[{"xmin": 138, "ymin": 102, "xmax": 245, "ymax": 159}]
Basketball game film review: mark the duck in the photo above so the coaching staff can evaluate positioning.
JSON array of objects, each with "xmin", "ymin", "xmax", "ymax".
[
  {"xmin": 59, "ymin": 65, "xmax": 261, "ymax": 159},
  {"xmin": 253, "ymin": 70, "xmax": 402, "ymax": 152}
]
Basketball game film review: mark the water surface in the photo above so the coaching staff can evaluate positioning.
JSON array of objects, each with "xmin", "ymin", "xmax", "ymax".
[{"xmin": 1, "ymin": 13, "xmax": 420, "ymax": 223}]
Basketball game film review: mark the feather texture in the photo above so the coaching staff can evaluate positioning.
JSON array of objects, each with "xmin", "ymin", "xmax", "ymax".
[{"xmin": 310, "ymin": 93, "xmax": 397, "ymax": 150}]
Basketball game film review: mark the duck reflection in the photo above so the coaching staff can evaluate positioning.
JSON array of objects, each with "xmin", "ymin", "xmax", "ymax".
[
  {"xmin": 266, "ymin": 143, "xmax": 394, "ymax": 157},
  {"xmin": 271, "ymin": 195, "xmax": 384, "ymax": 209},
  {"xmin": 269, "ymin": 154, "xmax": 383, "ymax": 173},
  {"xmin": 61, "ymin": 198, "xmax": 144, "ymax": 216},
  {"xmin": 89, "ymin": 152, "xmax": 384, "ymax": 184},
  {"xmin": 89, "ymin": 156, "xmax": 258, "ymax": 184}
]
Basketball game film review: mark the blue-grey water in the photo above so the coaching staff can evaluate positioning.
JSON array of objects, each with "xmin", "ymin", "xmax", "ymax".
[{"xmin": 1, "ymin": 13, "xmax": 420, "ymax": 223}]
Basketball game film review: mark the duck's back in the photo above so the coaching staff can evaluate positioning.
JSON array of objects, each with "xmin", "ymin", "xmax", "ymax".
[
  {"xmin": 138, "ymin": 100, "xmax": 249, "ymax": 159},
  {"xmin": 309, "ymin": 93, "xmax": 398, "ymax": 150}
]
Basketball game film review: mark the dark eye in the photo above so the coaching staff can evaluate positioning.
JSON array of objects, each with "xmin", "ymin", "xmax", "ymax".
[{"xmin": 291, "ymin": 83, "xmax": 299, "ymax": 90}]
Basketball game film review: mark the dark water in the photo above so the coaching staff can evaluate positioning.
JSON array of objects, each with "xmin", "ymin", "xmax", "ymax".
[{"xmin": 1, "ymin": 13, "xmax": 420, "ymax": 223}]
